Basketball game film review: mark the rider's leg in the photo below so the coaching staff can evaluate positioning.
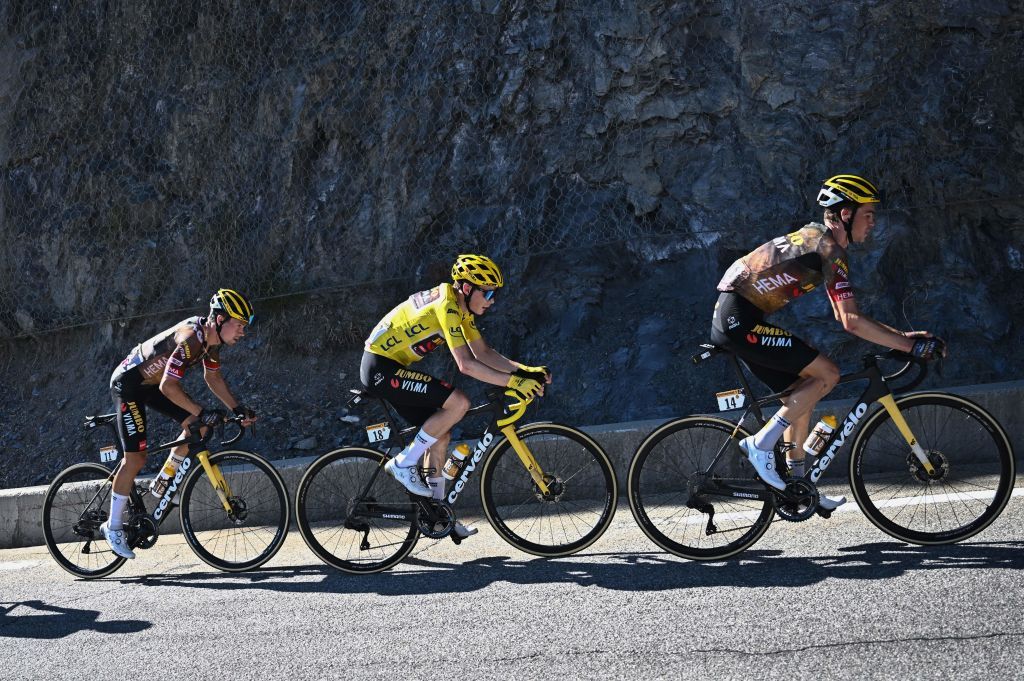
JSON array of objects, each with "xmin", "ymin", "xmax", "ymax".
[
  {"xmin": 425, "ymin": 430, "xmax": 452, "ymax": 500},
  {"xmin": 395, "ymin": 389, "xmax": 470, "ymax": 469},
  {"xmin": 783, "ymin": 409, "xmax": 812, "ymax": 476},
  {"xmin": 762, "ymin": 355, "xmax": 840, "ymax": 453}
]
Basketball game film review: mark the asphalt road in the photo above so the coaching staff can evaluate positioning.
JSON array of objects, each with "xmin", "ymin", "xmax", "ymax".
[{"xmin": 2, "ymin": 480, "xmax": 1022, "ymax": 680}]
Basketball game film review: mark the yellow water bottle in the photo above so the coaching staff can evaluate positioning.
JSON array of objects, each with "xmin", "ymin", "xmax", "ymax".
[{"xmin": 442, "ymin": 443, "xmax": 471, "ymax": 480}]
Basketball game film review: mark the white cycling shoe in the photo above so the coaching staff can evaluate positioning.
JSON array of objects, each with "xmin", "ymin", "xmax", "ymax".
[
  {"xmin": 453, "ymin": 522, "xmax": 478, "ymax": 539},
  {"xmin": 739, "ymin": 437, "xmax": 787, "ymax": 491},
  {"xmin": 385, "ymin": 459, "xmax": 432, "ymax": 497},
  {"xmin": 818, "ymin": 494, "xmax": 847, "ymax": 512},
  {"xmin": 100, "ymin": 521, "xmax": 136, "ymax": 559}
]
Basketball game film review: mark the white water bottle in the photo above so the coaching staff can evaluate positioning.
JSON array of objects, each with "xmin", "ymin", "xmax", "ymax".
[
  {"xmin": 802, "ymin": 415, "xmax": 838, "ymax": 456},
  {"xmin": 149, "ymin": 453, "xmax": 185, "ymax": 498}
]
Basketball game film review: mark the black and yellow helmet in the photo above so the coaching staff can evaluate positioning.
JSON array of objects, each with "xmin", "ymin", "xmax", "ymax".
[
  {"xmin": 209, "ymin": 288, "xmax": 255, "ymax": 324},
  {"xmin": 817, "ymin": 174, "xmax": 881, "ymax": 208},
  {"xmin": 451, "ymin": 254, "xmax": 504, "ymax": 288}
]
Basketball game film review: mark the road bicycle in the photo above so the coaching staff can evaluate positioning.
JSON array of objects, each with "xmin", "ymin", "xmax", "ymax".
[
  {"xmin": 627, "ymin": 345, "xmax": 1015, "ymax": 560},
  {"xmin": 42, "ymin": 413, "xmax": 290, "ymax": 578},
  {"xmin": 295, "ymin": 387, "xmax": 618, "ymax": 573}
]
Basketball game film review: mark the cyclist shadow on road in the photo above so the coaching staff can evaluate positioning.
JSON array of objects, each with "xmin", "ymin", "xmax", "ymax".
[
  {"xmin": 0, "ymin": 600, "xmax": 151, "ymax": 639},
  {"xmin": 110, "ymin": 540, "xmax": 1024, "ymax": 597}
]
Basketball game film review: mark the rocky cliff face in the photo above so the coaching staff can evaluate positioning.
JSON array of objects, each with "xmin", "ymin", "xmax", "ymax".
[{"xmin": 1, "ymin": 1, "xmax": 1022, "ymax": 487}]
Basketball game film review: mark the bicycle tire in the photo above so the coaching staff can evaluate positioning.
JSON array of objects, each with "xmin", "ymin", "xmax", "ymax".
[
  {"xmin": 295, "ymin": 447, "xmax": 419, "ymax": 574},
  {"xmin": 179, "ymin": 450, "xmax": 290, "ymax": 572},
  {"xmin": 41, "ymin": 462, "xmax": 127, "ymax": 579},
  {"xmin": 628, "ymin": 416, "xmax": 774, "ymax": 560},
  {"xmin": 479, "ymin": 422, "xmax": 617, "ymax": 557},
  {"xmin": 849, "ymin": 392, "xmax": 1015, "ymax": 545}
]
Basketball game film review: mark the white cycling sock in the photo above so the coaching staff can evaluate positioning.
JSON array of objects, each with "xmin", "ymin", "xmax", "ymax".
[
  {"xmin": 752, "ymin": 413, "xmax": 790, "ymax": 451},
  {"xmin": 427, "ymin": 475, "xmax": 445, "ymax": 501},
  {"xmin": 109, "ymin": 492, "xmax": 129, "ymax": 530},
  {"xmin": 394, "ymin": 428, "xmax": 438, "ymax": 468},
  {"xmin": 787, "ymin": 458, "xmax": 805, "ymax": 478}
]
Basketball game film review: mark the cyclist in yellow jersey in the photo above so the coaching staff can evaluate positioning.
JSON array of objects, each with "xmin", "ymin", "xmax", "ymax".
[
  {"xmin": 712, "ymin": 175, "xmax": 947, "ymax": 500},
  {"xmin": 360, "ymin": 254, "xmax": 551, "ymax": 539}
]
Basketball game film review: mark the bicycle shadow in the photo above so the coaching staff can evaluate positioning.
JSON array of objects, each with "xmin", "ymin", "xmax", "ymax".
[
  {"xmin": 0, "ymin": 600, "xmax": 151, "ymax": 639},
  {"xmin": 111, "ymin": 540, "xmax": 1024, "ymax": 597}
]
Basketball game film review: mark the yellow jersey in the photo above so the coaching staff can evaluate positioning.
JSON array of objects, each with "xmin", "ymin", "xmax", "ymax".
[{"xmin": 365, "ymin": 284, "xmax": 481, "ymax": 366}]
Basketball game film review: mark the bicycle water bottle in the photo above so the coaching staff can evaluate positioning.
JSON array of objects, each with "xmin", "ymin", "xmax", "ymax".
[
  {"xmin": 149, "ymin": 453, "xmax": 185, "ymax": 498},
  {"xmin": 802, "ymin": 415, "xmax": 838, "ymax": 456},
  {"xmin": 442, "ymin": 443, "xmax": 471, "ymax": 480}
]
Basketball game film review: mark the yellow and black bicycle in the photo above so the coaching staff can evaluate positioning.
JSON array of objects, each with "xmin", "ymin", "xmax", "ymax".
[
  {"xmin": 42, "ymin": 413, "xmax": 290, "ymax": 578},
  {"xmin": 628, "ymin": 346, "xmax": 1016, "ymax": 560},
  {"xmin": 295, "ymin": 387, "xmax": 618, "ymax": 573}
]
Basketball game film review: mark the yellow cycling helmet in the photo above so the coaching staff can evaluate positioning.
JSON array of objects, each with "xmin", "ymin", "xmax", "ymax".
[
  {"xmin": 817, "ymin": 174, "xmax": 881, "ymax": 208},
  {"xmin": 451, "ymin": 254, "xmax": 504, "ymax": 288},
  {"xmin": 209, "ymin": 288, "xmax": 255, "ymax": 325}
]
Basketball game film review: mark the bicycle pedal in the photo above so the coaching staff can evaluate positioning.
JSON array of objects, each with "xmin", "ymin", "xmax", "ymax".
[
  {"xmin": 815, "ymin": 508, "xmax": 833, "ymax": 520},
  {"xmin": 449, "ymin": 534, "xmax": 463, "ymax": 546}
]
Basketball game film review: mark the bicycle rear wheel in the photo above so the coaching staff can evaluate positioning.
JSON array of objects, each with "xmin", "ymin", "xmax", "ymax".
[
  {"xmin": 179, "ymin": 450, "xmax": 290, "ymax": 572},
  {"xmin": 479, "ymin": 423, "xmax": 617, "ymax": 557},
  {"xmin": 628, "ymin": 416, "xmax": 773, "ymax": 560},
  {"xmin": 41, "ymin": 462, "xmax": 127, "ymax": 579},
  {"xmin": 295, "ymin": 447, "xmax": 419, "ymax": 574},
  {"xmin": 849, "ymin": 393, "xmax": 1015, "ymax": 545}
]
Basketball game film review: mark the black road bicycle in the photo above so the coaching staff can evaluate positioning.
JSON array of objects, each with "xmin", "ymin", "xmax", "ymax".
[
  {"xmin": 628, "ymin": 345, "xmax": 1016, "ymax": 560},
  {"xmin": 42, "ymin": 414, "xmax": 290, "ymax": 578},
  {"xmin": 295, "ymin": 388, "xmax": 618, "ymax": 573}
]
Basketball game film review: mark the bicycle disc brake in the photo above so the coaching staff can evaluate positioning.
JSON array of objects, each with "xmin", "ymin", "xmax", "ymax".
[
  {"xmin": 773, "ymin": 479, "xmax": 819, "ymax": 523},
  {"xmin": 534, "ymin": 473, "xmax": 565, "ymax": 502},
  {"xmin": 416, "ymin": 499, "xmax": 455, "ymax": 539},
  {"xmin": 907, "ymin": 449, "xmax": 949, "ymax": 482}
]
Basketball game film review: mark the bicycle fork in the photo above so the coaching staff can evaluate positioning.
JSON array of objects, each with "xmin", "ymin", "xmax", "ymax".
[
  {"xmin": 194, "ymin": 450, "xmax": 238, "ymax": 515},
  {"xmin": 500, "ymin": 425, "xmax": 553, "ymax": 496},
  {"xmin": 876, "ymin": 395, "xmax": 937, "ymax": 476}
]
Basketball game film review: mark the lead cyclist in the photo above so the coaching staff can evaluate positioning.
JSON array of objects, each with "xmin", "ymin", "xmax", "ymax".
[{"xmin": 710, "ymin": 174, "xmax": 947, "ymax": 508}]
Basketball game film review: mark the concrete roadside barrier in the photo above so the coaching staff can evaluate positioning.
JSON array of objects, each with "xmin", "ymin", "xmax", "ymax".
[{"xmin": 2, "ymin": 380, "xmax": 1020, "ymax": 551}]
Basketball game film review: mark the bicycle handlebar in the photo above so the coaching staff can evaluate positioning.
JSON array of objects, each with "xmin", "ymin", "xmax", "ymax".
[{"xmin": 868, "ymin": 349, "xmax": 928, "ymax": 394}]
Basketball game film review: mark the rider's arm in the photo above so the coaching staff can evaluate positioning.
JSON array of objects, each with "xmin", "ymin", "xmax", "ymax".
[
  {"xmin": 159, "ymin": 331, "xmax": 204, "ymax": 418},
  {"xmin": 466, "ymin": 336, "xmax": 518, "ymax": 372},
  {"xmin": 449, "ymin": 343, "xmax": 521, "ymax": 387},
  {"xmin": 203, "ymin": 369, "xmax": 239, "ymax": 411},
  {"xmin": 834, "ymin": 297, "xmax": 916, "ymax": 352}
]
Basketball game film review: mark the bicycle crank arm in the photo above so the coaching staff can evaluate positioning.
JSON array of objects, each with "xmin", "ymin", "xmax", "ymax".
[{"xmin": 877, "ymin": 395, "xmax": 936, "ymax": 475}]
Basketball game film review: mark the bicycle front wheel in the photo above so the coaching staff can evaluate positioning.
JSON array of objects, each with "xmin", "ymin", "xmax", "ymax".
[
  {"xmin": 479, "ymin": 423, "xmax": 617, "ymax": 557},
  {"xmin": 628, "ymin": 417, "xmax": 773, "ymax": 561},
  {"xmin": 41, "ymin": 462, "xmax": 127, "ymax": 579},
  {"xmin": 179, "ymin": 450, "xmax": 290, "ymax": 572},
  {"xmin": 295, "ymin": 447, "xmax": 419, "ymax": 574},
  {"xmin": 850, "ymin": 393, "xmax": 1015, "ymax": 545}
]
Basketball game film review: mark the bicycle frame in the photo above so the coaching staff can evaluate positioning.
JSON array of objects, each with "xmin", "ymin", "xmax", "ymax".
[
  {"xmin": 344, "ymin": 388, "xmax": 550, "ymax": 524},
  {"xmin": 699, "ymin": 351, "xmax": 934, "ymax": 500},
  {"xmin": 82, "ymin": 415, "xmax": 243, "ymax": 539}
]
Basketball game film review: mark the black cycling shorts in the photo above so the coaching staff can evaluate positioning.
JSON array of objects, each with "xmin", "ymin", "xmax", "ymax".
[
  {"xmin": 710, "ymin": 291, "xmax": 819, "ymax": 393},
  {"xmin": 110, "ymin": 369, "xmax": 191, "ymax": 453},
  {"xmin": 359, "ymin": 352, "xmax": 455, "ymax": 428}
]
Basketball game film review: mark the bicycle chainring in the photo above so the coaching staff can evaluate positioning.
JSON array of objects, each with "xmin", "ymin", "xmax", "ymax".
[
  {"xmin": 773, "ymin": 478, "xmax": 819, "ymax": 523},
  {"xmin": 130, "ymin": 516, "xmax": 160, "ymax": 550},
  {"xmin": 417, "ymin": 501, "xmax": 455, "ymax": 539}
]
